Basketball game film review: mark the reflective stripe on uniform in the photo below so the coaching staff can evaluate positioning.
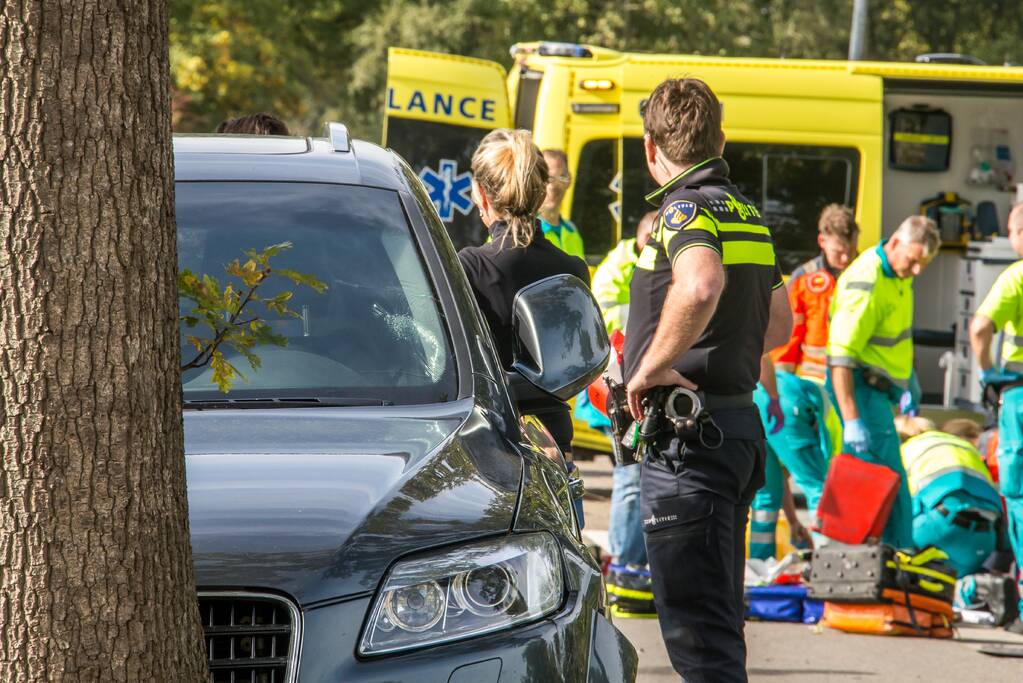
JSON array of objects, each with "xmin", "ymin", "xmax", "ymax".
[
  {"xmin": 845, "ymin": 281, "xmax": 874, "ymax": 291},
  {"xmin": 915, "ymin": 464, "xmax": 993, "ymax": 492},
  {"xmin": 868, "ymin": 329, "xmax": 913, "ymax": 347},
  {"xmin": 722, "ymin": 240, "xmax": 776, "ymax": 266},
  {"xmin": 752, "ymin": 509, "xmax": 779, "ymax": 523},
  {"xmin": 749, "ymin": 531, "xmax": 775, "ymax": 544}
]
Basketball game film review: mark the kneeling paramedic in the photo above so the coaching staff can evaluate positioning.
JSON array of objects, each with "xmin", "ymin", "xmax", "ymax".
[
  {"xmin": 624, "ymin": 78, "xmax": 792, "ymax": 683},
  {"xmin": 898, "ymin": 417, "xmax": 1004, "ymax": 577}
]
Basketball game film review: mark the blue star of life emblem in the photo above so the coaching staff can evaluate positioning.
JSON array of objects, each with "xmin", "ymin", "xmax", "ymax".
[{"xmin": 419, "ymin": 159, "xmax": 473, "ymax": 222}]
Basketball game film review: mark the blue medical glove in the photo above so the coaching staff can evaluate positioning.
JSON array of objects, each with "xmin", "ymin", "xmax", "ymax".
[
  {"xmin": 843, "ymin": 418, "xmax": 871, "ymax": 454},
  {"xmin": 766, "ymin": 397, "xmax": 785, "ymax": 435},
  {"xmin": 899, "ymin": 391, "xmax": 919, "ymax": 417},
  {"xmin": 981, "ymin": 367, "xmax": 1021, "ymax": 386}
]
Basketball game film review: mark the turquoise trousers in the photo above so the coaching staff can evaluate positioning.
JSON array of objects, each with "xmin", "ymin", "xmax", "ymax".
[{"xmin": 997, "ymin": 386, "xmax": 1023, "ymax": 610}]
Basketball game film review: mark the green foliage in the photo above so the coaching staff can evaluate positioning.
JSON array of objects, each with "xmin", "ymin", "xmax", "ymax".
[
  {"xmin": 178, "ymin": 242, "xmax": 327, "ymax": 392},
  {"xmin": 169, "ymin": 0, "xmax": 1023, "ymax": 139}
]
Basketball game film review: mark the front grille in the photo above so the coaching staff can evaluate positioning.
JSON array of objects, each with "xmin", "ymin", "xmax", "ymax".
[{"xmin": 198, "ymin": 593, "xmax": 299, "ymax": 683}]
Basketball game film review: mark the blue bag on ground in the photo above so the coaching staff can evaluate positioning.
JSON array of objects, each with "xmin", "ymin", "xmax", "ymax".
[{"xmin": 745, "ymin": 585, "xmax": 810, "ymax": 622}]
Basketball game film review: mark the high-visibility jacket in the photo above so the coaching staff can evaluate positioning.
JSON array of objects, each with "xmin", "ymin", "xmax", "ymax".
[
  {"xmin": 771, "ymin": 253, "xmax": 838, "ymax": 382},
  {"xmin": 540, "ymin": 216, "xmax": 585, "ymax": 260},
  {"xmin": 591, "ymin": 238, "xmax": 639, "ymax": 334},
  {"xmin": 827, "ymin": 243, "xmax": 914, "ymax": 388},
  {"xmin": 901, "ymin": 431, "xmax": 1002, "ymax": 516},
  {"xmin": 976, "ymin": 259, "xmax": 1023, "ymax": 372}
]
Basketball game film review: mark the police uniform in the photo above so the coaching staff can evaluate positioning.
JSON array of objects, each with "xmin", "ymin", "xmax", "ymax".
[
  {"xmin": 827, "ymin": 241, "xmax": 916, "ymax": 548},
  {"xmin": 975, "ymin": 260, "xmax": 1023, "ymax": 614},
  {"xmin": 901, "ymin": 430, "xmax": 1003, "ymax": 576},
  {"xmin": 624, "ymin": 156, "xmax": 783, "ymax": 682}
]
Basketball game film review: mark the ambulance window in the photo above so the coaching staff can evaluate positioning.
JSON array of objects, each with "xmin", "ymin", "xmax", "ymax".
[
  {"xmin": 514, "ymin": 69, "xmax": 543, "ymax": 130},
  {"xmin": 385, "ymin": 117, "xmax": 490, "ymax": 250},
  {"xmin": 727, "ymin": 143, "xmax": 860, "ymax": 273},
  {"xmin": 621, "ymin": 137, "xmax": 658, "ymax": 241},
  {"xmin": 569, "ymin": 138, "xmax": 617, "ymax": 260}
]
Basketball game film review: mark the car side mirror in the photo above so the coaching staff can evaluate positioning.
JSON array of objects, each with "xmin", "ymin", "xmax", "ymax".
[{"xmin": 508, "ymin": 274, "xmax": 610, "ymax": 402}]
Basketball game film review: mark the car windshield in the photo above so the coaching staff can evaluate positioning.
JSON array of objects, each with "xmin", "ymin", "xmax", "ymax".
[{"xmin": 176, "ymin": 182, "xmax": 457, "ymax": 405}]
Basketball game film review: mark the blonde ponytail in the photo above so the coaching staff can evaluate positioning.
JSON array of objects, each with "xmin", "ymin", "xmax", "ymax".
[{"xmin": 471, "ymin": 129, "xmax": 549, "ymax": 247}]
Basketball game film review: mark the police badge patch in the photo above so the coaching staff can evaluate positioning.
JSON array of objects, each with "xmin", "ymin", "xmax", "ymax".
[{"xmin": 662, "ymin": 200, "xmax": 698, "ymax": 230}]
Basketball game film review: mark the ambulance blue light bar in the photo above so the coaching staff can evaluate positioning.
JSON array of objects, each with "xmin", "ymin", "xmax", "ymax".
[{"xmin": 538, "ymin": 42, "xmax": 592, "ymax": 58}]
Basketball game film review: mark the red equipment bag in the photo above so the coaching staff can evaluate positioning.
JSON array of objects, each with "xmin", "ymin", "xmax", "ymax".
[
  {"xmin": 815, "ymin": 453, "xmax": 900, "ymax": 544},
  {"xmin": 587, "ymin": 330, "xmax": 625, "ymax": 419}
]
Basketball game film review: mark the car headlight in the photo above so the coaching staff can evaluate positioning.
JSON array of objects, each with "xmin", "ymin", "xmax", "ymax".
[{"xmin": 359, "ymin": 532, "xmax": 564, "ymax": 655}]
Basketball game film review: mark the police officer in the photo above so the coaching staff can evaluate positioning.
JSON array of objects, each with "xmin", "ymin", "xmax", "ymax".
[
  {"xmin": 827, "ymin": 215, "xmax": 940, "ymax": 549},
  {"xmin": 969, "ymin": 202, "xmax": 1023, "ymax": 634},
  {"xmin": 624, "ymin": 78, "xmax": 793, "ymax": 683}
]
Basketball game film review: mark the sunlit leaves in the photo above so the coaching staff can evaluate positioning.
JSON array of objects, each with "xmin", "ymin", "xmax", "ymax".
[{"xmin": 178, "ymin": 241, "xmax": 326, "ymax": 392}]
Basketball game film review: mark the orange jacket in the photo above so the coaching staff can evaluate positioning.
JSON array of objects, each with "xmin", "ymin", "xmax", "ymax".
[{"xmin": 771, "ymin": 254, "xmax": 838, "ymax": 382}]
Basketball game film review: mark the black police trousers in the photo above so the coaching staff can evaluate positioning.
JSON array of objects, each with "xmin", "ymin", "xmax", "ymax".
[{"xmin": 640, "ymin": 409, "xmax": 766, "ymax": 683}]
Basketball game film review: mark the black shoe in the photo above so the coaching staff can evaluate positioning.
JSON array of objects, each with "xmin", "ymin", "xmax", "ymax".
[{"xmin": 1006, "ymin": 617, "xmax": 1023, "ymax": 635}]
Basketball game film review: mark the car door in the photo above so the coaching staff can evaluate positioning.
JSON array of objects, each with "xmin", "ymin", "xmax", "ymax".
[{"xmin": 384, "ymin": 47, "xmax": 511, "ymax": 249}]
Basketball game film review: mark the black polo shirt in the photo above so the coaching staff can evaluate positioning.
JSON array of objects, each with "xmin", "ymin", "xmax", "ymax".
[
  {"xmin": 623, "ymin": 157, "xmax": 783, "ymax": 395},
  {"xmin": 458, "ymin": 220, "xmax": 591, "ymax": 369}
]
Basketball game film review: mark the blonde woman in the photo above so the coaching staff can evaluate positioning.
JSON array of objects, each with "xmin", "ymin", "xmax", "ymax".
[{"xmin": 458, "ymin": 128, "xmax": 590, "ymax": 461}]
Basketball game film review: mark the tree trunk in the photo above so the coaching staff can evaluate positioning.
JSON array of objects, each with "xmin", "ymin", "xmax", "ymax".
[{"xmin": 0, "ymin": 1, "xmax": 208, "ymax": 681}]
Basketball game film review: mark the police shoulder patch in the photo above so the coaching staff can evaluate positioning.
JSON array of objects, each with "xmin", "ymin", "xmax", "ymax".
[{"xmin": 662, "ymin": 200, "xmax": 698, "ymax": 230}]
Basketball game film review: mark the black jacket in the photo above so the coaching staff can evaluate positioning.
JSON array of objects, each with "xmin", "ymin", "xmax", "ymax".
[{"xmin": 458, "ymin": 220, "xmax": 591, "ymax": 368}]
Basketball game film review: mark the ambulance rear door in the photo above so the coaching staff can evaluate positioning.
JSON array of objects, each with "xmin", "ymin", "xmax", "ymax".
[{"xmin": 385, "ymin": 48, "xmax": 511, "ymax": 249}]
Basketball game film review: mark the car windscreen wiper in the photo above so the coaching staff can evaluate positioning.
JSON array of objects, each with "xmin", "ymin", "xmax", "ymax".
[{"xmin": 182, "ymin": 397, "xmax": 392, "ymax": 410}]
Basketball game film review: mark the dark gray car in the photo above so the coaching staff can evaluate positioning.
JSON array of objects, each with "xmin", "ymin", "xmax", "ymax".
[{"xmin": 174, "ymin": 126, "xmax": 638, "ymax": 682}]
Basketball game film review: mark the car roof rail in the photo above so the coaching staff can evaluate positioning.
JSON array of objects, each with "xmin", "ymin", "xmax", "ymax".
[
  {"xmin": 915, "ymin": 53, "xmax": 986, "ymax": 66},
  {"xmin": 324, "ymin": 121, "xmax": 352, "ymax": 153}
]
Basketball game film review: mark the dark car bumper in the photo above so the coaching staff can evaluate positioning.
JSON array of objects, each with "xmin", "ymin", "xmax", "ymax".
[{"xmin": 295, "ymin": 564, "xmax": 637, "ymax": 683}]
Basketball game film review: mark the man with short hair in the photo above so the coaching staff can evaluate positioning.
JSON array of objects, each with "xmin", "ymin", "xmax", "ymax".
[
  {"xmin": 539, "ymin": 149, "xmax": 585, "ymax": 259},
  {"xmin": 749, "ymin": 205, "xmax": 857, "ymax": 553},
  {"xmin": 827, "ymin": 215, "xmax": 940, "ymax": 549},
  {"xmin": 969, "ymin": 202, "xmax": 1023, "ymax": 633},
  {"xmin": 774, "ymin": 204, "xmax": 859, "ymax": 382},
  {"xmin": 625, "ymin": 77, "xmax": 792, "ymax": 682}
]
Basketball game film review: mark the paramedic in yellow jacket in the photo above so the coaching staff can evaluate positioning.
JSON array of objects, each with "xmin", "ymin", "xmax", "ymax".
[
  {"xmin": 897, "ymin": 417, "xmax": 1003, "ymax": 576},
  {"xmin": 591, "ymin": 211, "xmax": 656, "ymax": 335},
  {"xmin": 969, "ymin": 202, "xmax": 1023, "ymax": 633},
  {"xmin": 538, "ymin": 149, "xmax": 585, "ymax": 259},
  {"xmin": 827, "ymin": 216, "xmax": 940, "ymax": 549}
]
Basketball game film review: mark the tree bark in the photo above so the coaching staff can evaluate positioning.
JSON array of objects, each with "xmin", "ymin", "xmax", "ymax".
[{"xmin": 0, "ymin": 1, "xmax": 207, "ymax": 681}]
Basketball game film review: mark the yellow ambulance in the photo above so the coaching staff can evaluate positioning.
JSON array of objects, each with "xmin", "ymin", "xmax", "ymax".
[{"xmin": 384, "ymin": 42, "xmax": 1023, "ymax": 453}]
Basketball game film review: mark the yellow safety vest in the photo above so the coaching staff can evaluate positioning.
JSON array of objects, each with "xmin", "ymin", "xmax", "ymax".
[
  {"xmin": 827, "ymin": 244, "xmax": 914, "ymax": 386},
  {"xmin": 976, "ymin": 259, "xmax": 1023, "ymax": 371},
  {"xmin": 902, "ymin": 432, "xmax": 995, "ymax": 496},
  {"xmin": 591, "ymin": 238, "xmax": 639, "ymax": 334},
  {"xmin": 539, "ymin": 217, "xmax": 585, "ymax": 260}
]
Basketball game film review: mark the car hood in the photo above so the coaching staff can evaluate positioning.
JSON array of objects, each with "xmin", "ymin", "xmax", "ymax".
[{"xmin": 185, "ymin": 398, "xmax": 522, "ymax": 605}]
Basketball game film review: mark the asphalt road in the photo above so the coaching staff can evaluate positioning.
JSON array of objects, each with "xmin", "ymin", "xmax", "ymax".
[{"xmin": 578, "ymin": 457, "xmax": 1023, "ymax": 683}]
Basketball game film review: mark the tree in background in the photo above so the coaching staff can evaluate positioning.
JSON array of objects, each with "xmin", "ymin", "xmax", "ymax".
[
  {"xmin": 0, "ymin": 1, "xmax": 208, "ymax": 680},
  {"xmin": 170, "ymin": 0, "xmax": 1023, "ymax": 138}
]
